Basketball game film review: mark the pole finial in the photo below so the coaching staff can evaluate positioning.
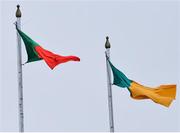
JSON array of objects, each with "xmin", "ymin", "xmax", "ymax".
[
  {"xmin": 105, "ymin": 36, "xmax": 111, "ymax": 49},
  {"xmin": 16, "ymin": 5, "xmax": 21, "ymax": 18}
]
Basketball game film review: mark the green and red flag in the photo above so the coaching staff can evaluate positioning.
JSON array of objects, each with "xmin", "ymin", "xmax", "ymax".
[{"xmin": 16, "ymin": 27, "xmax": 80, "ymax": 69}]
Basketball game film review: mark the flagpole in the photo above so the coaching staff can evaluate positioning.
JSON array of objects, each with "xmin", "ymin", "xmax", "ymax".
[
  {"xmin": 105, "ymin": 36, "xmax": 114, "ymax": 132},
  {"xmin": 16, "ymin": 5, "xmax": 24, "ymax": 132}
]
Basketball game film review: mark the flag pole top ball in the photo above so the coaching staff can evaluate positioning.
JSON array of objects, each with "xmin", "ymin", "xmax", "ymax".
[
  {"xmin": 16, "ymin": 5, "xmax": 21, "ymax": 18},
  {"xmin": 105, "ymin": 36, "xmax": 111, "ymax": 49}
]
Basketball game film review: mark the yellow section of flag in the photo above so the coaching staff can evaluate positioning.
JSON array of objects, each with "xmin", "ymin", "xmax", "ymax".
[{"xmin": 129, "ymin": 81, "xmax": 176, "ymax": 107}]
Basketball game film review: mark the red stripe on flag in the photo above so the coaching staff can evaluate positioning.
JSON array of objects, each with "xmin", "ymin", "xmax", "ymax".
[{"xmin": 35, "ymin": 46, "xmax": 80, "ymax": 69}]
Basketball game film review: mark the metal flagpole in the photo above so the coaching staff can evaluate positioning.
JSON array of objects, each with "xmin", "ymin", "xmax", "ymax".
[
  {"xmin": 15, "ymin": 5, "xmax": 24, "ymax": 132},
  {"xmin": 105, "ymin": 36, "xmax": 114, "ymax": 132}
]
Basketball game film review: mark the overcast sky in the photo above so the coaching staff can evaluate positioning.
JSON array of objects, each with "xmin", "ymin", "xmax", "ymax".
[{"xmin": 0, "ymin": 0, "xmax": 179, "ymax": 132}]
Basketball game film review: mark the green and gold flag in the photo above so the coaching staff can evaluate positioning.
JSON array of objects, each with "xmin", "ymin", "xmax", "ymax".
[{"xmin": 108, "ymin": 59, "xmax": 176, "ymax": 107}]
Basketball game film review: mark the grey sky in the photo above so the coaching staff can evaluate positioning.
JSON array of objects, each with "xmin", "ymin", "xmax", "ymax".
[{"xmin": 0, "ymin": 0, "xmax": 179, "ymax": 132}]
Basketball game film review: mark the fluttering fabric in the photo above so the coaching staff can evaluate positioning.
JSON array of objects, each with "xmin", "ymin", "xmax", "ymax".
[
  {"xmin": 16, "ymin": 28, "xmax": 80, "ymax": 69},
  {"xmin": 108, "ymin": 59, "xmax": 176, "ymax": 107}
]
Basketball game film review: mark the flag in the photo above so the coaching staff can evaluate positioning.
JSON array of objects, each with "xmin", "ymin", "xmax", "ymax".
[
  {"xmin": 16, "ymin": 26, "xmax": 80, "ymax": 69},
  {"xmin": 107, "ymin": 59, "xmax": 176, "ymax": 107}
]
